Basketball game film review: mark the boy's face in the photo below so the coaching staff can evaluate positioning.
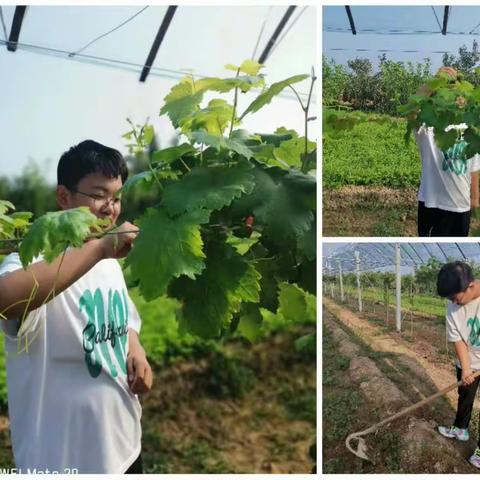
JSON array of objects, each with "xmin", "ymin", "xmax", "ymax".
[
  {"xmin": 449, "ymin": 282, "xmax": 476, "ymax": 305},
  {"xmin": 56, "ymin": 173, "xmax": 123, "ymax": 226}
]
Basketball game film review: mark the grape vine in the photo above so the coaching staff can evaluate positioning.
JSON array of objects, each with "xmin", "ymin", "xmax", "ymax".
[{"xmin": 0, "ymin": 60, "xmax": 317, "ymax": 340}]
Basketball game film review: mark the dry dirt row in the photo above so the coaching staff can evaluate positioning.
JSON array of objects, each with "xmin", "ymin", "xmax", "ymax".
[{"xmin": 323, "ymin": 299, "xmax": 480, "ymax": 473}]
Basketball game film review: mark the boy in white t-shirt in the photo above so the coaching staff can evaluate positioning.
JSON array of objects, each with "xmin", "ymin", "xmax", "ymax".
[
  {"xmin": 414, "ymin": 67, "xmax": 480, "ymax": 236},
  {"xmin": 0, "ymin": 140, "xmax": 152, "ymax": 473},
  {"xmin": 436, "ymin": 261, "xmax": 480, "ymax": 469}
]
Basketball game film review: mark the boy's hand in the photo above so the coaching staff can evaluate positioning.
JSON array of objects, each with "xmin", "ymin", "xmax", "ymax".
[
  {"xmin": 462, "ymin": 368, "xmax": 475, "ymax": 386},
  {"xmin": 100, "ymin": 221, "xmax": 139, "ymax": 259},
  {"xmin": 127, "ymin": 344, "xmax": 153, "ymax": 394}
]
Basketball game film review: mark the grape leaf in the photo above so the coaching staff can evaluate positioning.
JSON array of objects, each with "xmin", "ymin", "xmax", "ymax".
[
  {"xmin": 189, "ymin": 130, "xmax": 253, "ymax": 159},
  {"xmin": 125, "ymin": 207, "xmax": 209, "ymax": 301},
  {"xmin": 273, "ymin": 136, "xmax": 316, "ymax": 169},
  {"xmin": 143, "ymin": 125, "xmax": 154, "ymax": 145},
  {"xmin": 226, "ymin": 231, "xmax": 261, "ymax": 255},
  {"xmin": 297, "ymin": 219, "xmax": 316, "ymax": 262},
  {"xmin": 255, "ymin": 170, "xmax": 314, "ymax": 242},
  {"xmin": 278, "ymin": 282, "xmax": 316, "ymax": 323},
  {"xmin": 0, "ymin": 200, "xmax": 14, "ymax": 215},
  {"xmin": 257, "ymin": 131, "xmax": 295, "ymax": 146},
  {"xmin": 160, "ymin": 79, "xmax": 205, "ymax": 127},
  {"xmin": 240, "ymin": 74, "xmax": 309, "ymax": 119},
  {"xmin": 162, "ymin": 161, "xmax": 255, "ymax": 216},
  {"xmin": 225, "ymin": 60, "xmax": 264, "ymax": 76},
  {"xmin": 179, "ymin": 99, "xmax": 234, "ymax": 136},
  {"xmin": 119, "ymin": 171, "xmax": 156, "ymax": 196},
  {"xmin": 151, "ymin": 143, "xmax": 196, "ymax": 165},
  {"xmin": 0, "ymin": 213, "xmax": 15, "ymax": 238},
  {"xmin": 169, "ymin": 243, "xmax": 261, "ymax": 338},
  {"xmin": 199, "ymin": 75, "xmax": 265, "ymax": 94},
  {"xmin": 19, "ymin": 207, "xmax": 101, "ymax": 268},
  {"xmin": 233, "ymin": 166, "xmax": 315, "ymax": 243},
  {"xmin": 10, "ymin": 212, "xmax": 33, "ymax": 233},
  {"xmin": 237, "ymin": 303, "xmax": 263, "ymax": 342}
]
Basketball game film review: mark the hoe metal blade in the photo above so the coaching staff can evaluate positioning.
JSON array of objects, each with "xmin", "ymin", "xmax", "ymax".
[{"xmin": 346, "ymin": 433, "xmax": 371, "ymax": 461}]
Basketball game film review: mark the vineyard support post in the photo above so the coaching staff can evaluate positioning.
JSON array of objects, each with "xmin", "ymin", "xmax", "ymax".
[
  {"xmin": 329, "ymin": 263, "xmax": 335, "ymax": 299},
  {"xmin": 355, "ymin": 250, "xmax": 362, "ymax": 312},
  {"xmin": 339, "ymin": 261, "xmax": 345, "ymax": 302},
  {"xmin": 395, "ymin": 243, "xmax": 402, "ymax": 332}
]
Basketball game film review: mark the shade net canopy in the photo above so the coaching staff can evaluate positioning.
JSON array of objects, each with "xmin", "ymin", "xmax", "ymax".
[{"xmin": 323, "ymin": 243, "xmax": 480, "ymax": 275}]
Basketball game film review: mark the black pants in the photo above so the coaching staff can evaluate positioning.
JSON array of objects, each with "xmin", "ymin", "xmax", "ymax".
[
  {"xmin": 454, "ymin": 367, "xmax": 480, "ymax": 447},
  {"xmin": 418, "ymin": 201, "xmax": 471, "ymax": 236},
  {"xmin": 125, "ymin": 453, "xmax": 143, "ymax": 474}
]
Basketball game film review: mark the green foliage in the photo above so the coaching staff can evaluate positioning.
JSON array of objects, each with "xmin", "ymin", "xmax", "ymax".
[
  {"xmin": 0, "ymin": 61, "xmax": 316, "ymax": 341},
  {"xmin": 322, "ymin": 55, "xmax": 431, "ymax": 116},
  {"xmin": 203, "ymin": 351, "xmax": 257, "ymax": 399},
  {"xmin": 19, "ymin": 207, "xmax": 103, "ymax": 268},
  {"xmin": 169, "ymin": 242, "xmax": 262, "ymax": 338},
  {"xmin": 322, "ymin": 57, "xmax": 349, "ymax": 106},
  {"xmin": 398, "ymin": 70, "xmax": 480, "ymax": 156},
  {"xmin": 240, "ymin": 74, "xmax": 308, "ymax": 119},
  {"xmin": 123, "ymin": 119, "xmax": 155, "ymax": 155},
  {"xmin": 126, "ymin": 207, "xmax": 209, "ymax": 301},
  {"xmin": 188, "ymin": 130, "xmax": 254, "ymax": 159},
  {"xmin": 0, "ymin": 162, "xmax": 57, "ymax": 219},
  {"xmin": 0, "ymin": 200, "xmax": 33, "ymax": 240},
  {"xmin": 323, "ymin": 111, "xmax": 421, "ymax": 188},
  {"xmin": 161, "ymin": 161, "xmax": 255, "ymax": 215},
  {"xmin": 442, "ymin": 40, "xmax": 480, "ymax": 83}
]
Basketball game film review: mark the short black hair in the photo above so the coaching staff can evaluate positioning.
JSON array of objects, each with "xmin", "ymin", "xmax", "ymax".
[
  {"xmin": 437, "ymin": 261, "xmax": 474, "ymax": 298},
  {"xmin": 57, "ymin": 140, "xmax": 128, "ymax": 190}
]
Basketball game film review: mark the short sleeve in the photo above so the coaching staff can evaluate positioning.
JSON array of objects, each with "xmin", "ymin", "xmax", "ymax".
[
  {"xmin": 0, "ymin": 253, "xmax": 45, "ymax": 339},
  {"xmin": 127, "ymin": 294, "xmax": 141, "ymax": 334},
  {"xmin": 469, "ymin": 153, "xmax": 480, "ymax": 173},
  {"xmin": 446, "ymin": 302, "xmax": 462, "ymax": 343}
]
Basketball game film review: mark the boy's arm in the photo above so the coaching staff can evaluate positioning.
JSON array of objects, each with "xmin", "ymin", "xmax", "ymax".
[
  {"xmin": 471, "ymin": 172, "xmax": 479, "ymax": 209},
  {"xmin": 127, "ymin": 329, "xmax": 153, "ymax": 394},
  {"xmin": 454, "ymin": 340, "xmax": 475, "ymax": 385},
  {"xmin": 0, "ymin": 222, "xmax": 137, "ymax": 320}
]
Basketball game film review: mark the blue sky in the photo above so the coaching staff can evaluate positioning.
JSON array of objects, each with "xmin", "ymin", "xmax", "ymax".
[
  {"xmin": 0, "ymin": 5, "xmax": 316, "ymax": 182},
  {"xmin": 323, "ymin": 5, "xmax": 480, "ymax": 70}
]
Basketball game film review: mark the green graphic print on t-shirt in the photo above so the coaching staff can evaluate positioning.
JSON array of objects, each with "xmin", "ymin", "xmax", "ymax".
[
  {"xmin": 442, "ymin": 140, "xmax": 468, "ymax": 175},
  {"xmin": 79, "ymin": 288, "xmax": 129, "ymax": 378},
  {"xmin": 467, "ymin": 316, "xmax": 480, "ymax": 347}
]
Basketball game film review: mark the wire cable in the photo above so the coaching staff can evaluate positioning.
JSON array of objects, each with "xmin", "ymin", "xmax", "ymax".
[
  {"xmin": 431, "ymin": 6, "xmax": 442, "ymax": 33},
  {"xmin": 326, "ymin": 47, "xmax": 453, "ymax": 54},
  {"xmin": 0, "ymin": 38, "xmax": 313, "ymax": 102},
  {"xmin": 324, "ymin": 25, "xmax": 480, "ymax": 36},
  {"xmin": 268, "ymin": 5, "xmax": 308, "ymax": 58},
  {"xmin": 69, "ymin": 6, "xmax": 149, "ymax": 57},
  {"xmin": 0, "ymin": 6, "xmax": 8, "ymax": 42},
  {"xmin": 470, "ymin": 20, "xmax": 480, "ymax": 34},
  {"xmin": 252, "ymin": 6, "xmax": 271, "ymax": 60}
]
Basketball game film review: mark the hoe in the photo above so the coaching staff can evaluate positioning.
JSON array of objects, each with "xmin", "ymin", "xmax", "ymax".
[{"xmin": 346, "ymin": 370, "xmax": 480, "ymax": 461}]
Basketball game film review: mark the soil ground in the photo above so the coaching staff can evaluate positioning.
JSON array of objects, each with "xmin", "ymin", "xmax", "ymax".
[
  {"xmin": 0, "ymin": 325, "xmax": 316, "ymax": 474},
  {"xmin": 323, "ymin": 298, "xmax": 480, "ymax": 474},
  {"xmin": 323, "ymin": 186, "xmax": 480, "ymax": 236}
]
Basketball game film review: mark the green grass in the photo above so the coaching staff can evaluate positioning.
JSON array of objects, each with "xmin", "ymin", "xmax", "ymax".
[
  {"xmin": 280, "ymin": 385, "xmax": 316, "ymax": 425},
  {"xmin": 342, "ymin": 285, "xmax": 446, "ymax": 318},
  {"xmin": 323, "ymin": 113, "xmax": 421, "ymax": 188}
]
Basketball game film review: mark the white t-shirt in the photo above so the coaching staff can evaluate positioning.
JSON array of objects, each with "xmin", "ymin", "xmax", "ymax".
[
  {"xmin": 0, "ymin": 253, "xmax": 142, "ymax": 474},
  {"xmin": 446, "ymin": 297, "xmax": 480, "ymax": 370},
  {"xmin": 414, "ymin": 125, "xmax": 480, "ymax": 212}
]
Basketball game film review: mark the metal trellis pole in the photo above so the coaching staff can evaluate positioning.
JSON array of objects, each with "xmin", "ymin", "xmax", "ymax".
[
  {"xmin": 329, "ymin": 263, "xmax": 335, "ymax": 299},
  {"xmin": 355, "ymin": 250, "xmax": 362, "ymax": 312},
  {"xmin": 339, "ymin": 261, "xmax": 345, "ymax": 302}
]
